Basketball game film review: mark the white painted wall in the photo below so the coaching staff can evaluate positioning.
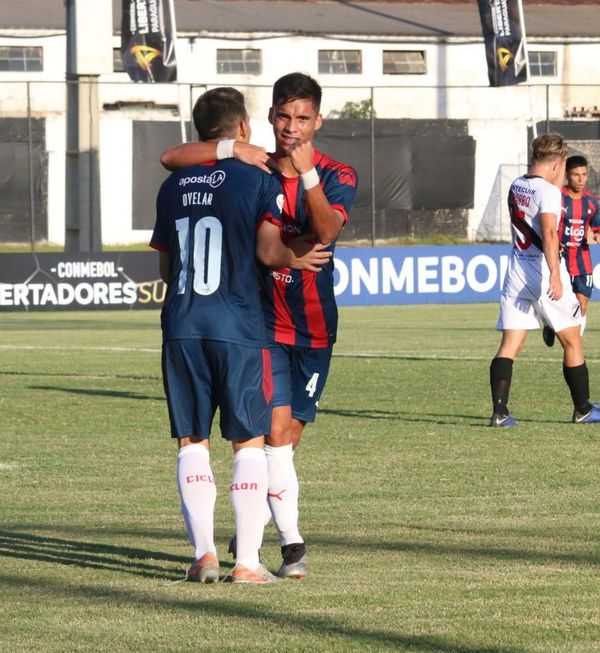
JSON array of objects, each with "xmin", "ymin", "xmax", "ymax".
[
  {"xmin": 45, "ymin": 115, "xmax": 66, "ymax": 244},
  {"xmin": 2, "ymin": 31, "xmax": 600, "ymax": 244}
]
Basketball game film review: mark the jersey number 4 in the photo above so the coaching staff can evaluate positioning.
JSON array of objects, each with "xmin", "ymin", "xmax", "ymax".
[
  {"xmin": 175, "ymin": 216, "xmax": 222, "ymax": 295},
  {"xmin": 305, "ymin": 373, "xmax": 320, "ymax": 398}
]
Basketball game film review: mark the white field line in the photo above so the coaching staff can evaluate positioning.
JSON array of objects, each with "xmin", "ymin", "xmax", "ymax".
[
  {"xmin": 0, "ymin": 343, "xmax": 595, "ymax": 364},
  {"xmin": 0, "ymin": 344, "xmax": 160, "ymax": 353},
  {"xmin": 333, "ymin": 351, "xmax": 600, "ymax": 363},
  {"xmin": 0, "ymin": 463, "xmax": 18, "ymax": 471}
]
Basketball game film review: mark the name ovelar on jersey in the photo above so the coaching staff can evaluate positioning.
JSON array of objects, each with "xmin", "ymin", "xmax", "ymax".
[{"xmin": 182, "ymin": 191, "xmax": 214, "ymax": 207}]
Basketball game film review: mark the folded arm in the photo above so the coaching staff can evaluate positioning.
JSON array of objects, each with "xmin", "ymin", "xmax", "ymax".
[{"xmin": 257, "ymin": 222, "xmax": 331, "ymax": 271}]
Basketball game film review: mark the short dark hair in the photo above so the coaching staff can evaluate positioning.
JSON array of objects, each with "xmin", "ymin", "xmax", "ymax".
[
  {"xmin": 566, "ymin": 155, "xmax": 588, "ymax": 171},
  {"xmin": 192, "ymin": 87, "xmax": 247, "ymax": 141},
  {"xmin": 272, "ymin": 72, "xmax": 322, "ymax": 111}
]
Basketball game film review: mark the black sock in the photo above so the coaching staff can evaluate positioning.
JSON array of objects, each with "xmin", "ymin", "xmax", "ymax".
[
  {"xmin": 490, "ymin": 357, "xmax": 513, "ymax": 416},
  {"xmin": 563, "ymin": 363, "xmax": 592, "ymax": 415}
]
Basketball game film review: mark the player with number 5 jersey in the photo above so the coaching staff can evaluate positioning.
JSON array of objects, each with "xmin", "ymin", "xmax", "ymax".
[{"xmin": 489, "ymin": 133, "xmax": 600, "ymax": 427}]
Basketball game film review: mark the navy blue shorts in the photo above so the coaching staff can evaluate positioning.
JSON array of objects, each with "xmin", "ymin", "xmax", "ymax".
[
  {"xmin": 270, "ymin": 342, "xmax": 333, "ymax": 423},
  {"xmin": 162, "ymin": 339, "xmax": 272, "ymax": 441},
  {"xmin": 571, "ymin": 273, "xmax": 594, "ymax": 299}
]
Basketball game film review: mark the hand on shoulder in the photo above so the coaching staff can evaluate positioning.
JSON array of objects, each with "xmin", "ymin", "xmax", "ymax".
[{"xmin": 233, "ymin": 142, "xmax": 273, "ymax": 174}]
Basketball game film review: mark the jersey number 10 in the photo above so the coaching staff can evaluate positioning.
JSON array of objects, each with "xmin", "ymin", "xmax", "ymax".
[{"xmin": 175, "ymin": 216, "xmax": 223, "ymax": 295}]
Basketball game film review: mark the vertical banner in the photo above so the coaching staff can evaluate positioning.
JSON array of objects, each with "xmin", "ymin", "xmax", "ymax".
[
  {"xmin": 477, "ymin": 0, "xmax": 528, "ymax": 86},
  {"xmin": 121, "ymin": 0, "xmax": 177, "ymax": 82}
]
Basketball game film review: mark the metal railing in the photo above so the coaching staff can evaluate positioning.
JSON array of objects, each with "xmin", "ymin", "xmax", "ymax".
[{"xmin": 2, "ymin": 80, "xmax": 600, "ymax": 250}]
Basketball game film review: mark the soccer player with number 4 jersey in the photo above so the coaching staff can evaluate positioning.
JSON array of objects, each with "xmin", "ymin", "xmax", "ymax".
[
  {"xmin": 542, "ymin": 155, "xmax": 600, "ymax": 347},
  {"xmin": 489, "ymin": 133, "xmax": 600, "ymax": 426},
  {"xmin": 161, "ymin": 73, "xmax": 358, "ymax": 579},
  {"xmin": 151, "ymin": 87, "xmax": 331, "ymax": 584}
]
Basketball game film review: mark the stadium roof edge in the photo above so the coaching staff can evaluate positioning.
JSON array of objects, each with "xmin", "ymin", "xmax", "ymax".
[{"xmin": 2, "ymin": 1, "xmax": 600, "ymax": 39}]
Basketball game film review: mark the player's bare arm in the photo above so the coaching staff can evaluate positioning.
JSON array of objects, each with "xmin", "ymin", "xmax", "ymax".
[
  {"xmin": 160, "ymin": 141, "xmax": 272, "ymax": 173},
  {"xmin": 540, "ymin": 211, "xmax": 563, "ymax": 301},
  {"xmin": 304, "ymin": 188, "xmax": 345, "ymax": 244},
  {"xmin": 589, "ymin": 224, "xmax": 600, "ymax": 244},
  {"xmin": 287, "ymin": 140, "xmax": 345, "ymax": 243},
  {"xmin": 256, "ymin": 221, "xmax": 331, "ymax": 272}
]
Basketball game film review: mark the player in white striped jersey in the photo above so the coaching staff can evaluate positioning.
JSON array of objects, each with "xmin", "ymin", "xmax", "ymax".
[{"xmin": 489, "ymin": 133, "xmax": 600, "ymax": 426}]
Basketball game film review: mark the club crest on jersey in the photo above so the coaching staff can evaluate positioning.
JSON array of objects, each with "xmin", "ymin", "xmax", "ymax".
[{"xmin": 179, "ymin": 170, "xmax": 226, "ymax": 188}]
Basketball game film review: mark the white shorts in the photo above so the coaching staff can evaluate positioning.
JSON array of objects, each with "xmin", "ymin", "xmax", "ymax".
[{"xmin": 496, "ymin": 253, "xmax": 582, "ymax": 332}]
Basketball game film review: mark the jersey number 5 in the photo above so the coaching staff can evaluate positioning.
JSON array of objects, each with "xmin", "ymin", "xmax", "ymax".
[
  {"xmin": 508, "ymin": 203, "xmax": 532, "ymax": 251},
  {"xmin": 175, "ymin": 216, "xmax": 223, "ymax": 295}
]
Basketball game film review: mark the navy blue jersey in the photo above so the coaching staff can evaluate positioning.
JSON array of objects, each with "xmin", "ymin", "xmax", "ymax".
[
  {"xmin": 261, "ymin": 149, "xmax": 357, "ymax": 349},
  {"xmin": 150, "ymin": 160, "xmax": 283, "ymax": 347}
]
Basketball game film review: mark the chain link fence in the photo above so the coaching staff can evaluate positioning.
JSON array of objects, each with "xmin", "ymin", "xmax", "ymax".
[{"xmin": 2, "ymin": 80, "xmax": 599, "ymax": 250}]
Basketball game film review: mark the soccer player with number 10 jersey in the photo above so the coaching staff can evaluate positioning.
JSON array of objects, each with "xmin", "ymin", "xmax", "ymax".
[
  {"xmin": 161, "ymin": 73, "xmax": 357, "ymax": 578},
  {"xmin": 151, "ymin": 87, "xmax": 331, "ymax": 584}
]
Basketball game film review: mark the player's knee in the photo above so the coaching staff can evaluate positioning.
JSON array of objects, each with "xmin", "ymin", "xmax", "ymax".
[
  {"xmin": 266, "ymin": 428, "xmax": 291, "ymax": 447},
  {"xmin": 266, "ymin": 419, "xmax": 292, "ymax": 446},
  {"xmin": 178, "ymin": 435, "xmax": 207, "ymax": 449},
  {"xmin": 290, "ymin": 420, "xmax": 306, "ymax": 449},
  {"xmin": 268, "ymin": 406, "xmax": 293, "ymax": 446},
  {"xmin": 557, "ymin": 327, "xmax": 583, "ymax": 352}
]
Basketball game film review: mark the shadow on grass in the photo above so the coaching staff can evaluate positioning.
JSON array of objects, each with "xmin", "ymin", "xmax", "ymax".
[
  {"xmin": 5, "ymin": 519, "xmax": 597, "ymax": 588},
  {"xmin": 0, "ymin": 571, "xmax": 519, "ymax": 653},
  {"xmin": 317, "ymin": 407, "xmax": 565, "ymax": 426},
  {"xmin": 28, "ymin": 385, "xmax": 163, "ymax": 401},
  {"xmin": 299, "ymin": 531, "xmax": 600, "ymax": 568},
  {"xmin": 0, "ymin": 530, "xmax": 186, "ymax": 580}
]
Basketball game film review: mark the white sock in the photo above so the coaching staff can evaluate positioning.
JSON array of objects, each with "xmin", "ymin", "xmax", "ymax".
[
  {"xmin": 263, "ymin": 496, "xmax": 273, "ymax": 528},
  {"xmin": 230, "ymin": 447, "xmax": 268, "ymax": 570},
  {"xmin": 581, "ymin": 314, "xmax": 587, "ymax": 336},
  {"xmin": 265, "ymin": 443, "xmax": 303, "ymax": 546},
  {"xmin": 177, "ymin": 443, "xmax": 217, "ymax": 561}
]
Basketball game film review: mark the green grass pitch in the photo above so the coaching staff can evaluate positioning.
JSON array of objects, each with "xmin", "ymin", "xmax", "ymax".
[{"xmin": 1, "ymin": 304, "xmax": 600, "ymax": 652}]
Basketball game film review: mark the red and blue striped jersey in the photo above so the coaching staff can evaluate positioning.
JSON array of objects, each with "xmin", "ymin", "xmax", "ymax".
[
  {"xmin": 558, "ymin": 187, "xmax": 600, "ymax": 276},
  {"xmin": 261, "ymin": 149, "xmax": 357, "ymax": 349}
]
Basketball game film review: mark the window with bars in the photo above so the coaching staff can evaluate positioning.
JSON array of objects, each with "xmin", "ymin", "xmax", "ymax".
[
  {"xmin": 383, "ymin": 50, "xmax": 426, "ymax": 75},
  {"xmin": 0, "ymin": 46, "xmax": 43, "ymax": 72},
  {"xmin": 528, "ymin": 51, "xmax": 557, "ymax": 77},
  {"xmin": 318, "ymin": 50, "xmax": 362, "ymax": 74},
  {"xmin": 216, "ymin": 49, "xmax": 262, "ymax": 74}
]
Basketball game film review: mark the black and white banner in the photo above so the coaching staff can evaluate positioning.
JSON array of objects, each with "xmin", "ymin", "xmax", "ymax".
[
  {"xmin": 121, "ymin": 0, "xmax": 177, "ymax": 82},
  {"xmin": 5, "ymin": 247, "xmax": 600, "ymax": 311},
  {"xmin": 477, "ymin": 0, "xmax": 528, "ymax": 86},
  {"xmin": 0, "ymin": 252, "xmax": 165, "ymax": 311}
]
